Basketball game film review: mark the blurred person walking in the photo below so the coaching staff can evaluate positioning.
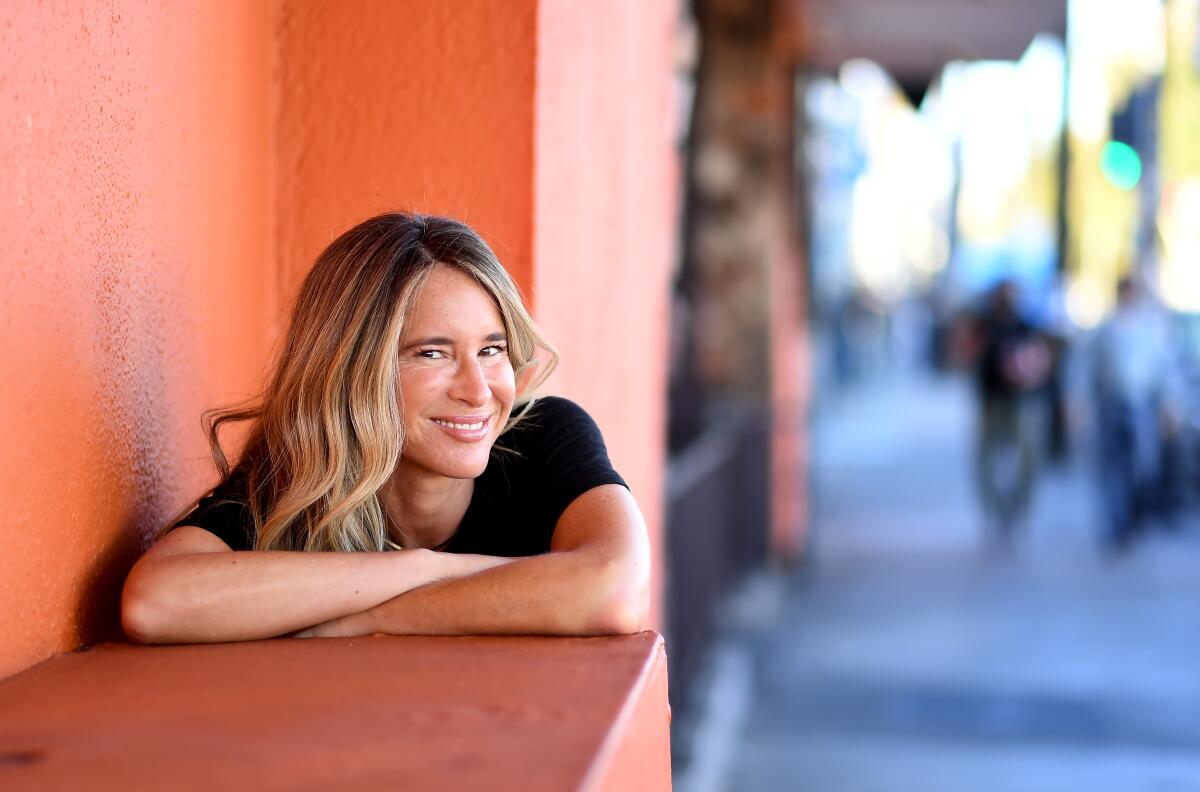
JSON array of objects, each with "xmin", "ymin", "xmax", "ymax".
[
  {"xmin": 1092, "ymin": 276, "xmax": 1180, "ymax": 551},
  {"xmin": 961, "ymin": 281, "xmax": 1052, "ymax": 548}
]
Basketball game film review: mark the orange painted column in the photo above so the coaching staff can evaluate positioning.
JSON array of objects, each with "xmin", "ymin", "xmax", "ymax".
[
  {"xmin": 534, "ymin": 0, "xmax": 680, "ymax": 628},
  {"xmin": 0, "ymin": 2, "xmax": 276, "ymax": 680}
]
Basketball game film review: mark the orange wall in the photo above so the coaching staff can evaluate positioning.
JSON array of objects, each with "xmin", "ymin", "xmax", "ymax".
[
  {"xmin": 0, "ymin": 0, "xmax": 678, "ymax": 679},
  {"xmin": 534, "ymin": 0, "xmax": 680, "ymax": 628},
  {"xmin": 0, "ymin": 2, "xmax": 276, "ymax": 680}
]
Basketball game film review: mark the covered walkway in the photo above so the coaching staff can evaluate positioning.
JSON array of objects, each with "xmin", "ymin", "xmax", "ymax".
[{"xmin": 702, "ymin": 373, "xmax": 1200, "ymax": 790}]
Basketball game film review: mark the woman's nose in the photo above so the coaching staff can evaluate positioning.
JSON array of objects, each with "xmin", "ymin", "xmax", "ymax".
[{"xmin": 449, "ymin": 357, "xmax": 491, "ymax": 405}]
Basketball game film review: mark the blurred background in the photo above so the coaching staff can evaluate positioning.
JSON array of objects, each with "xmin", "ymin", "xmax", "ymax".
[
  {"xmin": 670, "ymin": 0, "xmax": 1200, "ymax": 790},
  {"xmin": 3, "ymin": 0, "xmax": 1200, "ymax": 789}
]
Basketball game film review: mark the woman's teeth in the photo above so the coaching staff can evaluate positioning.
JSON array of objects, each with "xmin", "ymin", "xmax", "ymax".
[{"xmin": 433, "ymin": 419, "xmax": 485, "ymax": 430}]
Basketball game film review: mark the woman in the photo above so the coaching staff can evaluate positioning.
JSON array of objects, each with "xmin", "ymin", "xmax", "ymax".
[{"xmin": 121, "ymin": 213, "xmax": 650, "ymax": 644}]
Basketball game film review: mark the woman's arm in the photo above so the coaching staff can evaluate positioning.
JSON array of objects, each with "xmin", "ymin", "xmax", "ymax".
[
  {"xmin": 121, "ymin": 526, "xmax": 512, "ymax": 644},
  {"xmin": 302, "ymin": 484, "xmax": 651, "ymax": 638}
]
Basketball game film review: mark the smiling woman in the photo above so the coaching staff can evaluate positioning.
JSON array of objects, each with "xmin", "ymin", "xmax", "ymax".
[{"xmin": 120, "ymin": 213, "xmax": 650, "ymax": 644}]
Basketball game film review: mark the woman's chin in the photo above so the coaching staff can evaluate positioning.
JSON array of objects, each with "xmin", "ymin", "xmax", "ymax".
[
  {"xmin": 401, "ymin": 449, "xmax": 492, "ymax": 481},
  {"xmin": 398, "ymin": 421, "xmax": 505, "ymax": 480},
  {"xmin": 441, "ymin": 458, "xmax": 491, "ymax": 480}
]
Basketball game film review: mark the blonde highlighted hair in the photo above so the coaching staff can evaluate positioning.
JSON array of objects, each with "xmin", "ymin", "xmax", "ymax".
[{"xmin": 196, "ymin": 213, "xmax": 555, "ymax": 552}]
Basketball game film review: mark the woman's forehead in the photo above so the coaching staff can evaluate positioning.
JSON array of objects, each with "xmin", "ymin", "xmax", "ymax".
[{"xmin": 404, "ymin": 265, "xmax": 505, "ymax": 336}]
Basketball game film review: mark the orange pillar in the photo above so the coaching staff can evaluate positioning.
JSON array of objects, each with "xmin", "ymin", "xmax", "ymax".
[{"xmin": 533, "ymin": 0, "xmax": 679, "ymax": 627}]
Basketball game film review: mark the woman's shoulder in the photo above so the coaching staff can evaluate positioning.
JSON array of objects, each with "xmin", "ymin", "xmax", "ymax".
[
  {"xmin": 495, "ymin": 395, "xmax": 624, "ymax": 485},
  {"xmin": 464, "ymin": 394, "xmax": 624, "ymax": 547},
  {"xmin": 502, "ymin": 396, "xmax": 606, "ymax": 446},
  {"xmin": 521, "ymin": 395, "xmax": 595, "ymax": 423},
  {"xmin": 170, "ymin": 466, "xmax": 255, "ymax": 550}
]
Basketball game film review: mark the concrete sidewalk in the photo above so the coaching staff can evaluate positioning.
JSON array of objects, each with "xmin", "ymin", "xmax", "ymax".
[{"xmin": 712, "ymin": 374, "xmax": 1200, "ymax": 791}]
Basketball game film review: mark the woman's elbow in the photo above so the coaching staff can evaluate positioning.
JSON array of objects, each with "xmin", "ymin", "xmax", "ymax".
[
  {"xmin": 591, "ymin": 590, "xmax": 649, "ymax": 635},
  {"xmin": 120, "ymin": 567, "xmax": 175, "ymax": 644},
  {"xmin": 120, "ymin": 593, "xmax": 157, "ymax": 645},
  {"xmin": 585, "ymin": 564, "xmax": 650, "ymax": 635}
]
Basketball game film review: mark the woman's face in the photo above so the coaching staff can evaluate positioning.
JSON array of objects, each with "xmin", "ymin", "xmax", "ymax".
[{"xmin": 395, "ymin": 264, "xmax": 516, "ymax": 481}]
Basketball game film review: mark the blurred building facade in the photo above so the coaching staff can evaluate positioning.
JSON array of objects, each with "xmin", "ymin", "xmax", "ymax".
[
  {"xmin": 666, "ymin": 0, "xmax": 1090, "ymax": 732},
  {"xmin": 666, "ymin": 0, "xmax": 808, "ymax": 715}
]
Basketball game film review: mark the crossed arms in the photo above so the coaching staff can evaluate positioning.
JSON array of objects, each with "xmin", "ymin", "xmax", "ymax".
[{"xmin": 121, "ymin": 484, "xmax": 650, "ymax": 644}]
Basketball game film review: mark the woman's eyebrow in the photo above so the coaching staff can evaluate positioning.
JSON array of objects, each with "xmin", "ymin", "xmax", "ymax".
[
  {"xmin": 404, "ymin": 332, "xmax": 507, "ymax": 348},
  {"xmin": 405, "ymin": 336, "xmax": 455, "ymax": 348}
]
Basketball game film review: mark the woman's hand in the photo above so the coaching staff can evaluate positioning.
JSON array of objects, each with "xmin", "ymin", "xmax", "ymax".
[
  {"xmin": 442, "ymin": 551, "xmax": 520, "ymax": 578},
  {"xmin": 292, "ymin": 618, "xmax": 359, "ymax": 639}
]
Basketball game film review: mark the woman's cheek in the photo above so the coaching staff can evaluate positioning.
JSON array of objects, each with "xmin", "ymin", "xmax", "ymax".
[{"xmin": 488, "ymin": 362, "xmax": 516, "ymax": 395}]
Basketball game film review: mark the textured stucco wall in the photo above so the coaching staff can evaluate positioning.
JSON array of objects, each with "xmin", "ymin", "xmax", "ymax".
[
  {"xmin": 274, "ymin": 0, "xmax": 538, "ymax": 301},
  {"xmin": 0, "ymin": 2, "xmax": 276, "ymax": 679},
  {"xmin": 534, "ymin": 0, "xmax": 680, "ymax": 628}
]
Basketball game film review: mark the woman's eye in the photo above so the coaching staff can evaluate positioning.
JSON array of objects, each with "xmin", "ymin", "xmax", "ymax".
[
  {"xmin": 418, "ymin": 349, "xmax": 446, "ymax": 359},
  {"xmin": 480, "ymin": 344, "xmax": 508, "ymax": 357}
]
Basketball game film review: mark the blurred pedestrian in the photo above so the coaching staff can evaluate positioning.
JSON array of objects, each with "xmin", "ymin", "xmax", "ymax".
[
  {"xmin": 965, "ymin": 281, "xmax": 1052, "ymax": 548},
  {"xmin": 1092, "ymin": 276, "xmax": 1179, "ymax": 551}
]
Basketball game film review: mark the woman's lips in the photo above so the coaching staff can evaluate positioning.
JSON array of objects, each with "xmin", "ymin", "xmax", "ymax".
[{"xmin": 430, "ymin": 415, "xmax": 492, "ymax": 442}]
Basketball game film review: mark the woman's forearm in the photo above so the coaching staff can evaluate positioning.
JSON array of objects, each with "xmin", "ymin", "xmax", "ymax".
[
  {"xmin": 121, "ymin": 548, "xmax": 510, "ymax": 644},
  {"xmin": 313, "ymin": 547, "xmax": 649, "ymax": 638},
  {"xmin": 310, "ymin": 486, "xmax": 652, "ymax": 639}
]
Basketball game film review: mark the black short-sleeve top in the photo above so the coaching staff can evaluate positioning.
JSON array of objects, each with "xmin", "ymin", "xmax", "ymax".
[{"xmin": 172, "ymin": 396, "xmax": 628, "ymax": 555}]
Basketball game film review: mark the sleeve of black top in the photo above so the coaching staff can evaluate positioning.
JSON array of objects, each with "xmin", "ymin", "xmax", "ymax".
[
  {"xmin": 169, "ymin": 469, "xmax": 255, "ymax": 551},
  {"xmin": 522, "ymin": 396, "xmax": 629, "ymax": 524}
]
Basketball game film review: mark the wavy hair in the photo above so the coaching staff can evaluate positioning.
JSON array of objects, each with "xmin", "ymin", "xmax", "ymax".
[{"xmin": 195, "ymin": 213, "xmax": 555, "ymax": 552}]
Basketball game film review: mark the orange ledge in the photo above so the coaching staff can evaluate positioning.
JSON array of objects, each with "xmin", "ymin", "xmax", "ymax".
[{"xmin": 0, "ymin": 632, "xmax": 671, "ymax": 791}]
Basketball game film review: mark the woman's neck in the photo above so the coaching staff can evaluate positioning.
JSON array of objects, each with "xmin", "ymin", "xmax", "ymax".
[{"xmin": 378, "ymin": 469, "xmax": 473, "ymax": 550}]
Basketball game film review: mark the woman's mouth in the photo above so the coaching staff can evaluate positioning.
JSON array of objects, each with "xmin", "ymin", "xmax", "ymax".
[{"xmin": 430, "ymin": 415, "xmax": 491, "ymax": 441}]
